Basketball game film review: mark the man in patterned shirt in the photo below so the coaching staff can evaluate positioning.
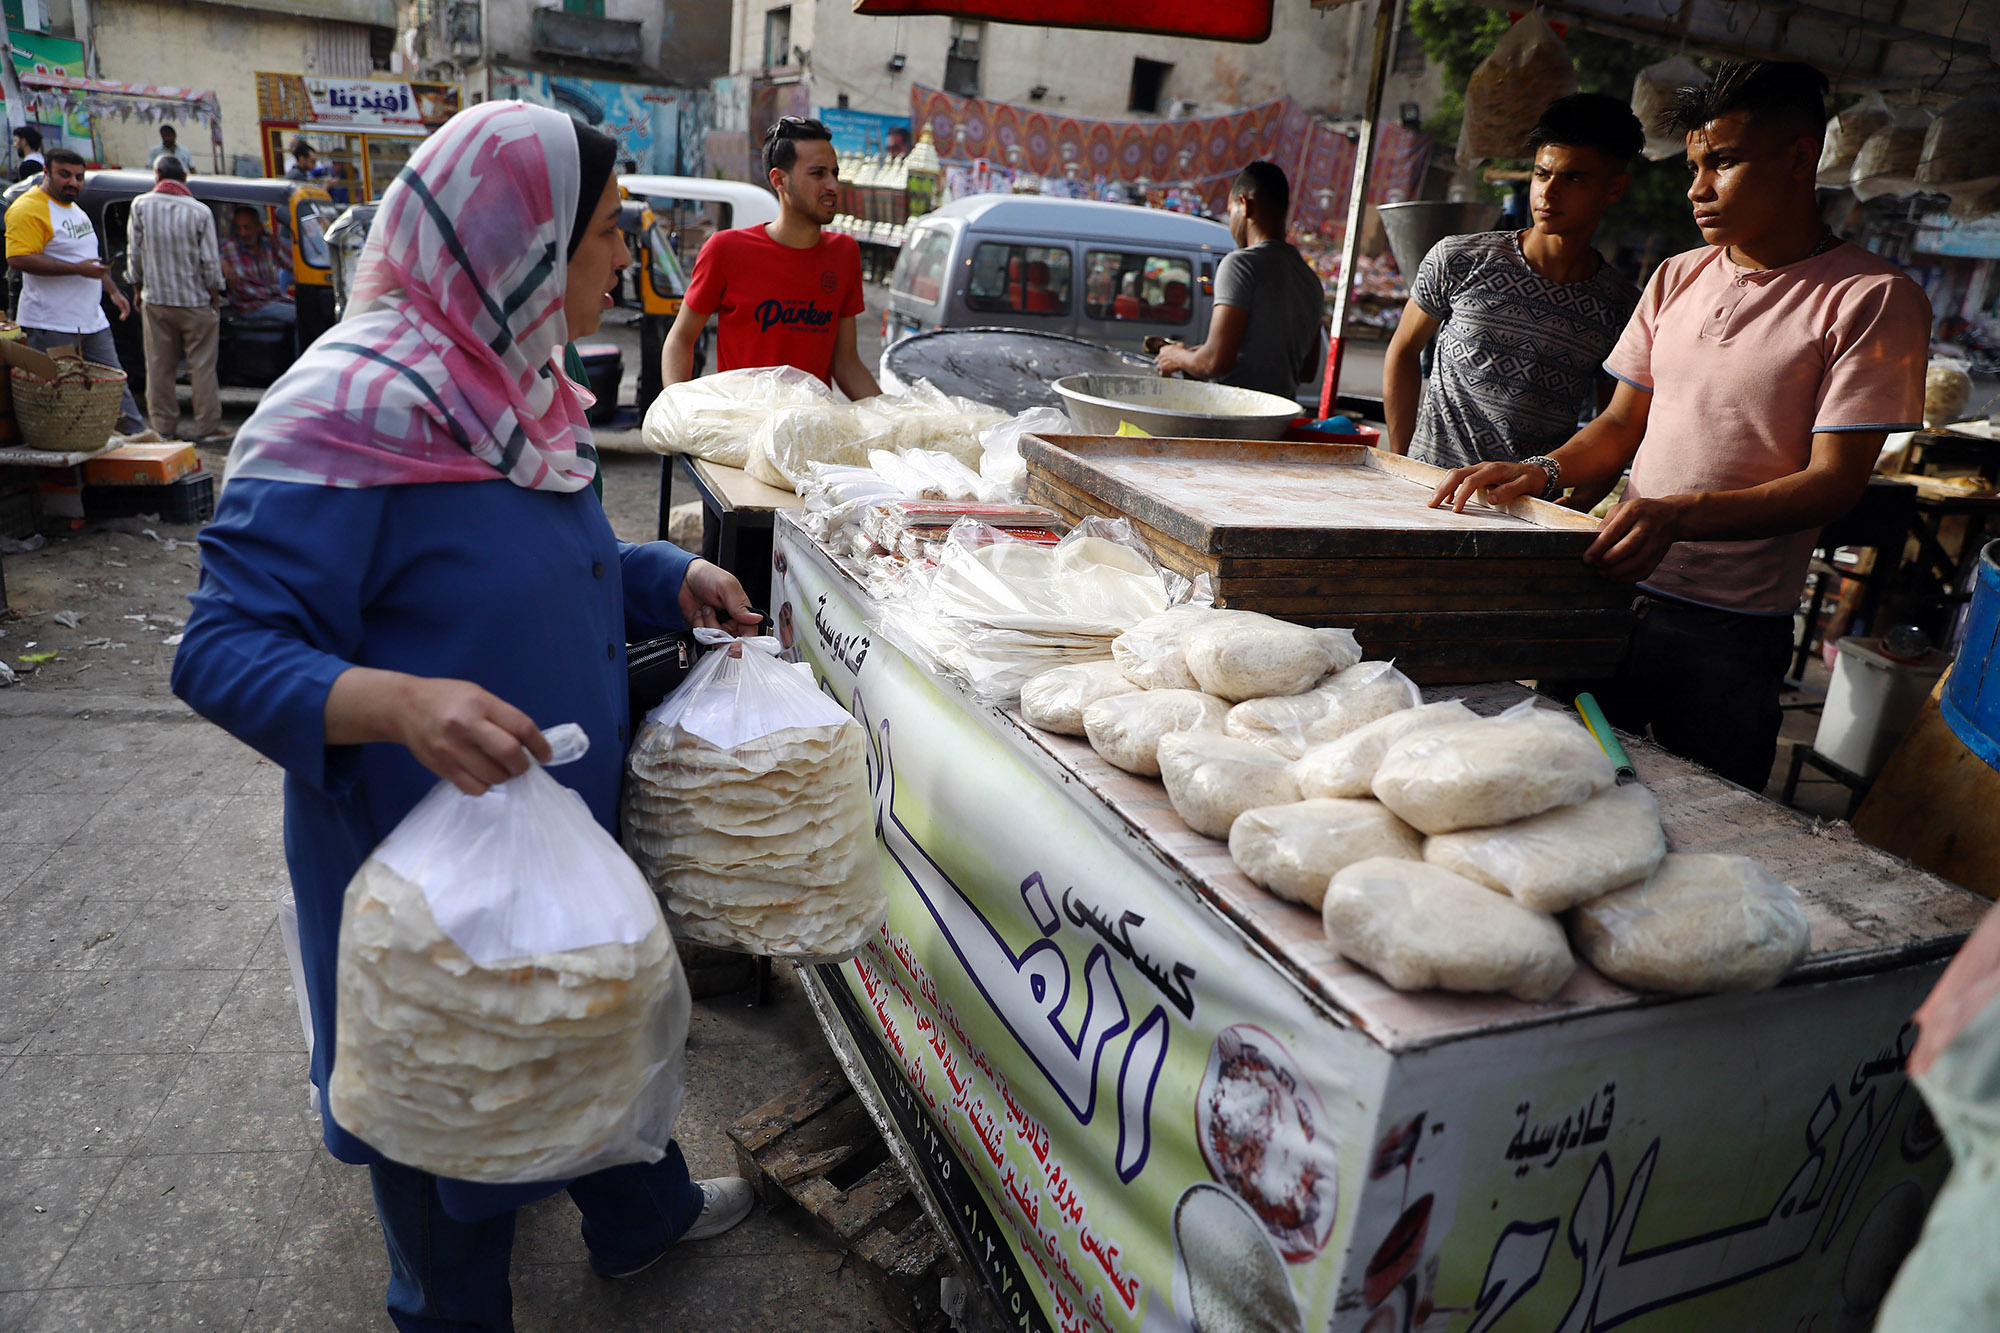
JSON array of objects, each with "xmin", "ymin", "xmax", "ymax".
[
  {"xmin": 1385, "ymin": 94, "xmax": 1644, "ymax": 475},
  {"xmin": 219, "ymin": 205, "xmax": 294, "ymax": 323}
]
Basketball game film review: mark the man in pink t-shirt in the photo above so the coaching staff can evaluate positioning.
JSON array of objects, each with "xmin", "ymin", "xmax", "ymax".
[{"xmin": 1432, "ymin": 62, "xmax": 1928, "ymax": 789}]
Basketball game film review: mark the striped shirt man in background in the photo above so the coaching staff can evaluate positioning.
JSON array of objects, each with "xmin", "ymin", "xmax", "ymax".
[{"xmin": 128, "ymin": 153, "xmax": 226, "ymax": 441}]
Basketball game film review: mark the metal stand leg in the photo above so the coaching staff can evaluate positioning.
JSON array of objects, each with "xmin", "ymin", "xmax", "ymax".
[{"xmin": 1782, "ymin": 745, "xmax": 1807, "ymax": 805}]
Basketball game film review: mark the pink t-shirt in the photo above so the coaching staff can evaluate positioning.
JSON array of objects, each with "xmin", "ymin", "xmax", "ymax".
[{"xmin": 1605, "ymin": 242, "xmax": 1929, "ymax": 614}]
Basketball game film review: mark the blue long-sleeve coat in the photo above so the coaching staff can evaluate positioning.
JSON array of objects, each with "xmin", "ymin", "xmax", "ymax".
[{"xmin": 171, "ymin": 475, "xmax": 695, "ymax": 1220}]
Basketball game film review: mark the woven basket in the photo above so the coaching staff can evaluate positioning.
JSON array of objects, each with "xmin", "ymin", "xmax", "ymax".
[{"xmin": 12, "ymin": 355, "xmax": 126, "ymax": 453}]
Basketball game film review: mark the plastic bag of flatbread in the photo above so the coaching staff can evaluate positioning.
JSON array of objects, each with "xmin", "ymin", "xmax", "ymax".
[
  {"xmin": 1021, "ymin": 660, "xmax": 1143, "ymax": 736},
  {"xmin": 1228, "ymin": 799, "xmax": 1421, "ymax": 909},
  {"xmin": 1818, "ymin": 92, "xmax": 1892, "ymax": 185},
  {"xmin": 1157, "ymin": 732, "xmax": 1299, "ymax": 839},
  {"xmin": 1083, "ymin": 689, "xmax": 1229, "ymax": 776},
  {"xmin": 1372, "ymin": 699, "xmax": 1613, "ymax": 835},
  {"xmin": 331, "ymin": 723, "xmax": 689, "ymax": 1184},
  {"xmin": 1112, "ymin": 604, "xmax": 1245, "ymax": 690},
  {"xmin": 1292, "ymin": 699, "xmax": 1478, "ymax": 799},
  {"xmin": 1457, "ymin": 11, "xmax": 1576, "ymax": 165},
  {"xmin": 1917, "ymin": 92, "xmax": 2000, "ymax": 198},
  {"xmin": 1226, "ymin": 660, "xmax": 1421, "ymax": 760},
  {"xmin": 1926, "ymin": 361, "xmax": 1974, "ymax": 429},
  {"xmin": 1631, "ymin": 56, "xmax": 1706, "ymax": 161},
  {"xmin": 641, "ymin": 365, "xmax": 831, "ymax": 468},
  {"xmin": 1568, "ymin": 853, "xmax": 1808, "ymax": 994},
  {"xmin": 1185, "ymin": 616, "xmax": 1360, "ymax": 702},
  {"xmin": 745, "ymin": 401, "xmax": 873, "ymax": 491},
  {"xmin": 624, "ymin": 631, "xmax": 885, "ymax": 960},
  {"xmin": 1424, "ymin": 784, "xmax": 1666, "ymax": 913},
  {"xmin": 1851, "ymin": 104, "xmax": 1934, "ymax": 201},
  {"xmin": 853, "ymin": 378, "xmax": 1009, "ymax": 470},
  {"xmin": 1324, "ymin": 857, "xmax": 1575, "ymax": 1001}
]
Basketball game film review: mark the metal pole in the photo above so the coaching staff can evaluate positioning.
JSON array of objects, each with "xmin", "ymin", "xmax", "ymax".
[{"xmin": 1319, "ymin": 0, "xmax": 1399, "ymax": 420}]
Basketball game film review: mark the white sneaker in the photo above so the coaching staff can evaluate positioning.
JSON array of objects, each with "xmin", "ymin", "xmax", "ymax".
[{"xmin": 679, "ymin": 1176, "xmax": 756, "ymax": 1244}]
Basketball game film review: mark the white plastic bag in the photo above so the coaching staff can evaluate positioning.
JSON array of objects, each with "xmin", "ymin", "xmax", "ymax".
[
  {"xmin": 1225, "ymin": 660, "xmax": 1419, "ymax": 760},
  {"xmin": 1851, "ymin": 105, "xmax": 1935, "ymax": 202},
  {"xmin": 1156, "ymin": 731, "xmax": 1299, "ymax": 839},
  {"xmin": 1372, "ymin": 699, "xmax": 1613, "ymax": 834},
  {"xmin": 1422, "ymin": 783, "xmax": 1666, "ymax": 913},
  {"xmin": 1917, "ymin": 93, "xmax": 2000, "ymax": 199},
  {"xmin": 1324, "ymin": 856, "xmax": 1575, "ymax": 1001},
  {"xmin": 1185, "ymin": 617, "xmax": 1361, "ymax": 702},
  {"xmin": 1227, "ymin": 798, "xmax": 1422, "ymax": 908},
  {"xmin": 1927, "ymin": 361, "xmax": 1975, "ymax": 430},
  {"xmin": 1457, "ymin": 12, "xmax": 1577, "ymax": 165},
  {"xmin": 1112, "ymin": 604, "xmax": 1247, "ymax": 691},
  {"xmin": 1631, "ymin": 56, "xmax": 1706, "ymax": 160},
  {"xmin": 1567, "ymin": 852, "xmax": 1808, "ymax": 994},
  {"xmin": 330, "ymin": 724, "xmax": 689, "ymax": 1184},
  {"xmin": 1818, "ymin": 92, "xmax": 1893, "ymax": 186},
  {"xmin": 624, "ymin": 632, "xmax": 886, "ymax": 960},
  {"xmin": 642, "ymin": 366, "xmax": 832, "ymax": 468},
  {"xmin": 1291, "ymin": 698, "xmax": 1477, "ymax": 799},
  {"xmin": 745, "ymin": 401, "xmax": 872, "ymax": 491},
  {"xmin": 979, "ymin": 406, "xmax": 1071, "ymax": 501}
]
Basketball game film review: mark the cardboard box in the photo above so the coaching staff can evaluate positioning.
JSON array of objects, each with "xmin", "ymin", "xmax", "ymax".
[{"xmin": 85, "ymin": 442, "xmax": 199, "ymax": 487}]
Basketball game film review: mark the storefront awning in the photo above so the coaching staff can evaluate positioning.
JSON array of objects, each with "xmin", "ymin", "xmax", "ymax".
[
  {"xmin": 850, "ymin": 0, "xmax": 1273, "ymax": 43},
  {"xmin": 14, "ymin": 72, "xmax": 223, "ymax": 146}
]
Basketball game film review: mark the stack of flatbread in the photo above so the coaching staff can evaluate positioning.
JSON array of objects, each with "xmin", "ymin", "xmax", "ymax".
[
  {"xmin": 330, "ymin": 858, "xmax": 686, "ymax": 1183},
  {"xmin": 624, "ymin": 718, "xmax": 884, "ymax": 958}
]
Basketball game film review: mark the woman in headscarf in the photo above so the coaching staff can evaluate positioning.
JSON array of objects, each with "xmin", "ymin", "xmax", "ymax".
[{"xmin": 171, "ymin": 101, "xmax": 758, "ymax": 1330}]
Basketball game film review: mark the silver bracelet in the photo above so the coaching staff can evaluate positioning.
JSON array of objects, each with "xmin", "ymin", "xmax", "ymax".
[{"xmin": 1520, "ymin": 455, "xmax": 1562, "ymax": 500}]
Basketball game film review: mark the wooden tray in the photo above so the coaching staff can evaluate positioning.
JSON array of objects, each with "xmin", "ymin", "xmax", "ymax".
[{"xmin": 1021, "ymin": 433, "xmax": 1635, "ymax": 683}]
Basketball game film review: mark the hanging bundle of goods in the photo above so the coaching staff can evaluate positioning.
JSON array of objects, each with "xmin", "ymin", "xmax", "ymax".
[
  {"xmin": 1817, "ymin": 93, "xmax": 1893, "ymax": 186},
  {"xmin": 1916, "ymin": 92, "xmax": 2000, "ymax": 219},
  {"xmin": 1456, "ymin": 11, "xmax": 1577, "ymax": 165},
  {"xmin": 1849, "ymin": 103, "xmax": 1936, "ymax": 202},
  {"xmin": 1629, "ymin": 56, "xmax": 1707, "ymax": 161}
]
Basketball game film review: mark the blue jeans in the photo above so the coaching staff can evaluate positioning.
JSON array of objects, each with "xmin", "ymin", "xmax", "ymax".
[{"xmin": 367, "ymin": 1142, "xmax": 705, "ymax": 1332}]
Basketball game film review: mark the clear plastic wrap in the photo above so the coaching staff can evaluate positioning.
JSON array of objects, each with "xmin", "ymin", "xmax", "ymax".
[
  {"xmin": 641, "ymin": 366, "xmax": 831, "ymax": 468},
  {"xmin": 979, "ymin": 406, "xmax": 1072, "ymax": 502},
  {"xmin": 331, "ymin": 724, "xmax": 688, "ymax": 1184},
  {"xmin": 1082, "ymin": 688, "xmax": 1230, "ymax": 776},
  {"xmin": 623, "ymin": 632, "xmax": 886, "ymax": 960},
  {"xmin": 1851, "ymin": 105, "xmax": 1935, "ymax": 201},
  {"xmin": 1423, "ymin": 784, "xmax": 1666, "ymax": 913},
  {"xmin": 1112, "ymin": 604, "xmax": 1246, "ymax": 691},
  {"xmin": 1926, "ymin": 361, "xmax": 1975, "ymax": 429},
  {"xmin": 1818, "ymin": 92, "xmax": 1892, "ymax": 186},
  {"xmin": 1323, "ymin": 856, "xmax": 1575, "ymax": 1001},
  {"xmin": 1225, "ymin": 660, "xmax": 1421, "ymax": 761},
  {"xmin": 1456, "ymin": 12, "xmax": 1577, "ymax": 165},
  {"xmin": 1371, "ymin": 699, "xmax": 1613, "ymax": 835},
  {"xmin": 1291, "ymin": 699, "xmax": 1477, "ymax": 799},
  {"xmin": 1631, "ymin": 56, "xmax": 1706, "ymax": 161},
  {"xmin": 1020, "ymin": 659, "xmax": 1143, "ymax": 736},
  {"xmin": 1185, "ymin": 617, "xmax": 1362, "ymax": 702},
  {"xmin": 1227, "ymin": 798, "xmax": 1422, "ymax": 909},
  {"xmin": 1916, "ymin": 92, "xmax": 2000, "ymax": 198},
  {"xmin": 854, "ymin": 378, "xmax": 1010, "ymax": 468},
  {"xmin": 746, "ymin": 401, "xmax": 872, "ymax": 491},
  {"xmin": 884, "ymin": 517, "xmax": 1184, "ymax": 703},
  {"xmin": 1567, "ymin": 852, "xmax": 1808, "ymax": 994},
  {"xmin": 1156, "ymin": 731, "xmax": 1300, "ymax": 839}
]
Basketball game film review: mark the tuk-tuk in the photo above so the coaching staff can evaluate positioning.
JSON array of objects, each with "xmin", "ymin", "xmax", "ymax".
[
  {"xmin": 4, "ymin": 170, "xmax": 339, "ymax": 389},
  {"xmin": 617, "ymin": 175, "xmax": 777, "ymax": 411}
]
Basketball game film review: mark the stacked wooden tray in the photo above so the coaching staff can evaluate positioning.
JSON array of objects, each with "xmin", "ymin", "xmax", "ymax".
[{"xmin": 1022, "ymin": 433, "xmax": 1636, "ymax": 683}]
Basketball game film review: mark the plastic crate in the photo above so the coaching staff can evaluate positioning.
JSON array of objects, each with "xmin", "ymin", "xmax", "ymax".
[{"xmin": 83, "ymin": 470, "xmax": 215, "ymax": 524}]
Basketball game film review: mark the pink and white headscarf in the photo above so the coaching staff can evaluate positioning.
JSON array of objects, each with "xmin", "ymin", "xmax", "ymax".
[{"xmin": 226, "ymin": 100, "xmax": 598, "ymax": 492}]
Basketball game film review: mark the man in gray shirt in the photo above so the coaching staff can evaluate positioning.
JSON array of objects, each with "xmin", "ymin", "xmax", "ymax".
[
  {"xmin": 1155, "ymin": 161, "xmax": 1323, "ymax": 400},
  {"xmin": 1385, "ymin": 94, "xmax": 1644, "ymax": 474}
]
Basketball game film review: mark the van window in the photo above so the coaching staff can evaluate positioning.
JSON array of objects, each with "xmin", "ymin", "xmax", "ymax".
[
  {"xmin": 1084, "ymin": 251, "xmax": 1194, "ymax": 325},
  {"xmin": 891, "ymin": 228, "xmax": 953, "ymax": 305},
  {"xmin": 965, "ymin": 243, "xmax": 1071, "ymax": 316}
]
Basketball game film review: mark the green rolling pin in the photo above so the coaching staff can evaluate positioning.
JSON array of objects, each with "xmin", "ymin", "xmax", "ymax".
[{"xmin": 1574, "ymin": 692, "xmax": 1638, "ymax": 785}]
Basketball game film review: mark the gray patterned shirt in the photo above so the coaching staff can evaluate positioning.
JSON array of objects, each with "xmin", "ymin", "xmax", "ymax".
[{"xmin": 1409, "ymin": 230, "xmax": 1638, "ymax": 469}]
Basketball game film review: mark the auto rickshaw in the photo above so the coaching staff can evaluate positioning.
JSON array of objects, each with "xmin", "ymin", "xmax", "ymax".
[
  {"xmin": 3, "ymin": 170, "xmax": 339, "ymax": 390},
  {"xmin": 616, "ymin": 174, "xmax": 777, "ymax": 412}
]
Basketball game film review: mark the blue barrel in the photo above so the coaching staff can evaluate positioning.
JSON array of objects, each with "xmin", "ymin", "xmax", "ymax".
[{"xmin": 1943, "ymin": 539, "xmax": 2000, "ymax": 771}]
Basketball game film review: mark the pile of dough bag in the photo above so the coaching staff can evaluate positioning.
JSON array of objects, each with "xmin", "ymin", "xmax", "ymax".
[
  {"xmin": 330, "ymin": 724, "xmax": 689, "ymax": 1184},
  {"xmin": 888, "ymin": 517, "xmax": 1183, "ymax": 704},
  {"xmin": 642, "ymin": 365, "xmax": 831, "ymax": 469},
  {"xmin": 624, "ymin": 631, "xmax": 885, "ymax": 960}
]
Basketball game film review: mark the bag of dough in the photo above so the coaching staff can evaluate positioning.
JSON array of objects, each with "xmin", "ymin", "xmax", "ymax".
[
  {"xmin": 1372, "ymin": 700, "xmax": 1613, "ymax": 834},
  {"xmin": 331, "ymin": 723, "xmax": 689, "ymax": 1184},
  {"xmin": 1568, "ymin": 853, "xmax": 1809, "ymax": 994},
  {"xmin": 1157, "ymin": 732, "xmax": 1299, "ymax": 839},
  {"xmin": 1226, "ymin": 660, "xmax": 1421, "ymax": 760},
  {"xmin": 1021, "ymin": 659, "xmax": 1143, "ymax": 736},
  {"xmin": 640, "ymin": 365, "xmax": 831, "ymax": 468},
  {"xmin": 624, "ymin": 631, "xmax": 885, "ymax": 960},
  {"xmin": 1850, "ymin": 105, "xmax": 1934, "ymax": 201},
  {"xmin": 1112, "ymin": 604, "xmax": 1247, "ymax": 690},
  {"xmin": 1457, "ymin": 11, "xmax": 1576, "ymax": 165},
  {"xmin": 1292, "ymin": 699, "xmax": 1477, "ymax": 798},
  {"xmin": 1185, "ymin": 616, "xmax": 1361, "ymax": 702},
  {"xmin": 1323, "ymin": 857, "xmax": 1574, "ymax": 1002},
  {"xmin": 1424, "ymin": 784, "xmax": 1666, "ymax": 913},
  {"xmin": 1083, "ymin": 689, "xmax": 1229, "ymax": 776},
  {"xmin": 1631, "ymin": 56, "xmax": 1706, "ymax": 160},
  {"xmin": 745, "ymin": 401, "xmax": 872, "ymax": 491},
  {"xmin": 1228, "ymin": 798, "xmax": 1422, "ymax": 909},
  {"xmin": 1818, "ymin": 92, "xmax": 1892, "ymax": 185}
]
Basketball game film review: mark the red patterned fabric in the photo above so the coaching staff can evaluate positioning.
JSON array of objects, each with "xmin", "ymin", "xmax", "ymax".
[{"xmin": 854, "ymin": 0, "xmax": 1270, "ymax": 43}]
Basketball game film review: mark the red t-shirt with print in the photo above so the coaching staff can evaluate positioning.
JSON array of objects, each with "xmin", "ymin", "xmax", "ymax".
[{"xmin": 683, "ymin": 225, "xmax": 865, "ymax": 384}]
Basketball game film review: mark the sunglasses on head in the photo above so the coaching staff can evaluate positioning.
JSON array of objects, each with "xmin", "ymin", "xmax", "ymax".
[{"xmin": 764, "ymin": 116, "xmax": 828, "ymax": 142}]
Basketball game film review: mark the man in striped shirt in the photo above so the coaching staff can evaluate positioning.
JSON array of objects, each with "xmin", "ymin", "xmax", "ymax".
[{"xmin": 128, "ymin": 153, "xmax": 225, "ymax": 441}]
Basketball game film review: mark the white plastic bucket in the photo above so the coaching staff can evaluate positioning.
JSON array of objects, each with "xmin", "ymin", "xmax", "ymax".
[{"xmin": 1814, "ymin": 636, "xmax": 1951, "ymax": 778}]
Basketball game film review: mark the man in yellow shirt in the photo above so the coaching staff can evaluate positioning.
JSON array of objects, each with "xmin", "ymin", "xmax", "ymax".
[{"xmin": 5, "ymin": 147, "xmax": 144, "ymax": 434}]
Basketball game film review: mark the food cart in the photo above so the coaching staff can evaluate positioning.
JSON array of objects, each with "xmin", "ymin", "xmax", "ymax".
[{"xmin": 766, "ymin": 478, "xmax": 1986, "ymax": 1331}]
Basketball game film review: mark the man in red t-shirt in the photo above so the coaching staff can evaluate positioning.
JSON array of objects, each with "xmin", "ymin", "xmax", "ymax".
[{"xmin": 663, "ymin": 117, "xmax": 879, "ymax": 397}]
